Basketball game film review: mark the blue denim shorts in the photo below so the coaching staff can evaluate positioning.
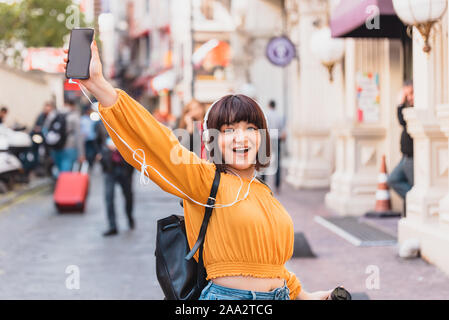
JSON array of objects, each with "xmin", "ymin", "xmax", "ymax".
[{"xmin": 199, "ymin": 281, "xmax": 290, "ymax": 300}]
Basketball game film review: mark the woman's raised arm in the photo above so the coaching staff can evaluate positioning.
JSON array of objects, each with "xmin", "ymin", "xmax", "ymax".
[{"xmin": 63, "ymin": 41, "xmax": 215, "ymax": 203}]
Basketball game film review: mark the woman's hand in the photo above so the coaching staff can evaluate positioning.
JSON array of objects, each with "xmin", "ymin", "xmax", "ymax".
[
  {"xmin": 63, "ymin": 40, "xmax": 118, "ymax": 107},
  {"xmin": 307, "ymin": 290, "xmax": 332, "ymax": 300},
  {"xmin": 297, "ymin": 289, "xmax": 333, "ymax": 300}
]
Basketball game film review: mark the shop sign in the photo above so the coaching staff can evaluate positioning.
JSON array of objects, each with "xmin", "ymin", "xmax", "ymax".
[
  {"xmin": 356, "ymin": 72, "xmax": 380, "ymax": 123},
  {"xmin": 266, "ymin": 36, "xmax": 296, "ymax": 67}
]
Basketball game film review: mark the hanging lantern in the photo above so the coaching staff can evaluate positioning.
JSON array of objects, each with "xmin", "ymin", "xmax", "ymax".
[
  {"xmin": 310, "ymin": 27, "xmax": 345, "ymax": 82},
  {"xmin": 393, "ymin": 0, "xmax": 448, "ymax": 53}
]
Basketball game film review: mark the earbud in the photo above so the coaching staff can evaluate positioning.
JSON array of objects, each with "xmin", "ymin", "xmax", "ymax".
[{"xmin": 202, "ymin": 129, "xmax": 212, "ymax": 152}]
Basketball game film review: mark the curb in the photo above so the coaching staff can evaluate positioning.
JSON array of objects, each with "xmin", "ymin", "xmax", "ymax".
[{"xmin": 0, "ymin": 177, "xmax": 53, "ymax": 210}]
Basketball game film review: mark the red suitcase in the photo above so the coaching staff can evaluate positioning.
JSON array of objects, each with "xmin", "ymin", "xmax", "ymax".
[{"xmin": 54, "ymin": 163, "xmax": 89, "ymax": 213}]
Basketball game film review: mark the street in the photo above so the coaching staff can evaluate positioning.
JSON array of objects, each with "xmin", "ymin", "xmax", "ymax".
[
  {"xmin": 0, "ymin": 164, "xmax": 173, "ymax": 299},
  {"xmin": 0, "ymin": 163, "xmax": 448, "ymax": 299}
]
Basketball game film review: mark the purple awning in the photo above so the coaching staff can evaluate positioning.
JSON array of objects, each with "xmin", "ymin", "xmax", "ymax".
[{"xmin": 330, "ymin": 0, "xmax": 405, "ymax": 38}]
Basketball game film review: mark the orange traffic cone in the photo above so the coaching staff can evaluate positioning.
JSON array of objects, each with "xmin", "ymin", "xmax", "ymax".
[{"xmin": 365, "ymin": 155, "xmax": 401, "ymax": 218}]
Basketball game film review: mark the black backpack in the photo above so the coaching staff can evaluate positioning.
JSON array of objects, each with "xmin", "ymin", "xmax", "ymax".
[
  {"xmin": 155, "ymin": 168, "xmax": 221, "ymax": 300},
  {"xmin": 45, "ymin": 113, "xmax": 68, "ymax": 150}
]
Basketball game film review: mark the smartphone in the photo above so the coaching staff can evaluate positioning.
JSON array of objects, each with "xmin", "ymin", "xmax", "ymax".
[{"xmin": 65, "ymin": 28, "xmax": 94, "ymax": 79}]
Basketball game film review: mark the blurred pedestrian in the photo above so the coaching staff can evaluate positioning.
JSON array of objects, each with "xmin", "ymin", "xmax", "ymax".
[
  {"xmin": 153, "ymin": 107, "xmax": 177, "ymax": 129},
  {"xmin": 30, "ymin": 101, "xmax": 55, "ymax": 174},
  {"xmin": 0, "ymin": 106, "xmax": 8, "ymax": 124},
  {"xmin": 98, "ymin": 131, "xmax": 135, "ymax": 237},
  {"xmin": 45, "ymin": 99, "xmax": 85, "ymax": 178},
  {"xmin": 260, "ymin": 100, "xmax": 286, "ymax": 193},
  {"xmin": 387, "ymin": 81, "xmax": 414, "ymax": 214},
  {"xmin": 33, "ymin": 102, "xmax": 55, "ymax": 134},
  {"xmin": 177, "ymin": 99, "xmax": 206, "ymax": 158},
  {"xmin": 80, "ymin": 105, "xmax": 99, "ymax": 169}
]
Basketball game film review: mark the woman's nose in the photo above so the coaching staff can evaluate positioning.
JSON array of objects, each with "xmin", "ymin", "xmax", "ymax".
[{"xmin": 233, "ymin": 129, "xmax": 247, "ymax": 142}]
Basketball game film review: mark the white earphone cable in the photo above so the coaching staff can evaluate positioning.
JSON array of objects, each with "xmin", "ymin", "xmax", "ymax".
[{"xmin": 71, "ymin": 79, "xmax": 256, "ymax": 209}]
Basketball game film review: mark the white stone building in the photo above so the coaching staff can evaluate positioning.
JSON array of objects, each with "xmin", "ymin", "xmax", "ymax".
[{"xmin": 282, "ymin": 0, "xmax": 449, "ymax": 276}]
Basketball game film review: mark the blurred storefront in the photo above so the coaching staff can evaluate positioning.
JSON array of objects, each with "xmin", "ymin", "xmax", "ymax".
[
  {"xmin": 324, "ymin": 0, "xmax": 409, "ymax": 215},
  {"xmin": 190, "ymin": 0, "xmax": 235, "ymax": 104},
  {"xmin": 281, "ymin": 0, "xmax": 410, "ymax": 213},
  {"xmin": 282, "ymin": 0, "xmax": 449, "ymax": 276},
  {"xmin": 0, "ymin": 63, "xmax": 64, "ymax": 130}
]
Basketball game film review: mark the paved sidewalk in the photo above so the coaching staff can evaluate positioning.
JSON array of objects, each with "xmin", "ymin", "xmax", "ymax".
[
  {"xmin": 0, "ymin": 174, "xmax": 53, "ymax": 210},
  {"xmin": 1, "ymin": 163, "xmax": 449, "ymax": 299},
  {"xmin": 272, "ymin": 179, "xmax": 449, "ymax": 299}
]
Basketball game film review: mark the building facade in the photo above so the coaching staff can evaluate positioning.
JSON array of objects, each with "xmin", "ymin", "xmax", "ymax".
[
  {"xmin": 99, "ymin": 0, "xmax": 449, "ymax": 275},
  {"xmin": 283, "ymin": 0, "xmax": 449, "ymax": 276}
]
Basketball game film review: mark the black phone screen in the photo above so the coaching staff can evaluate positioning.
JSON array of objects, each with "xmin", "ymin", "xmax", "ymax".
[{"xmin": 66, "ymin": 28, "xmax": 94, "ymax": 79}]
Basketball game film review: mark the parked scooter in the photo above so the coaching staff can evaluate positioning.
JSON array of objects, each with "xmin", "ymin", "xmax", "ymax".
[
  {"xmin": 0, "ymin": 123, "xmax": 32, "ymax": 187},
  {"xmin": 0, "ymin": 134, "xmax": 23, "ymax": 193}
]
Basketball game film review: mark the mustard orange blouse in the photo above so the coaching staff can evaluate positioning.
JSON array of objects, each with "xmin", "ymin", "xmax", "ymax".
[{"xmin": 98, "ymin": 89, "xmax": 302, "ymax": 299}]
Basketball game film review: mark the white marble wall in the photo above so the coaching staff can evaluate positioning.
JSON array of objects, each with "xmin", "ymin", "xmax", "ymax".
[
  {"xmin": 399, "ymin": 8, "xmax": 449, "ymax": 276},
  {"xmin": 286, "ymin": 0, "xmax": 343, "ymax": 189}
]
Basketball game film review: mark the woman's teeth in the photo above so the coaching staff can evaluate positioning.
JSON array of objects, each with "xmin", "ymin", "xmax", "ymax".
[{"xmin": 233, "ymin": 147, "xmax": 249, "ymax": 153}]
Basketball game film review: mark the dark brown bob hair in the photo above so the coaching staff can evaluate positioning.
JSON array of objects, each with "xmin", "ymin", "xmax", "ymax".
[{"xmin": 204, "ymin": 94, "xmax": 271, "ymax": 173}]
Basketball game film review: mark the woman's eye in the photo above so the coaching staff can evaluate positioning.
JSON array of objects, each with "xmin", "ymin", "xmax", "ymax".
[
  {"xmin": 224, "ymin": 128, "xmax": 234, "ymax": 133},
  {"xmin": 247, "ymin": 127, "xmax": 257, "ymax": 131}
]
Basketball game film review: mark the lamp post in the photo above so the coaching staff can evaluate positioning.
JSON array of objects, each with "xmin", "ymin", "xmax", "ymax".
[
  {"xmin": 310, "ymin": 26, "xmax": 345, "ymax": 82},
  {"xmin": 392, "ymin": 0, "xmax": 448, "ymax": 53}
]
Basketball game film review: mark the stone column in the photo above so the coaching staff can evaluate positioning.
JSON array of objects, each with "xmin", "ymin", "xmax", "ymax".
[
  {"xmin": 398, "ymin": 12, "xmax": 449, "ymax": 275},
  {"xmin": 286, "ymin": 0, "xmax": 343, "ymax": 189},
  {"xmin": 325, "ymin": 124, "xmax": 386, "ymax": 215},
  {"xmin": 402, "ymin": 110, "xmax": 446, "ymax": 222},
  {"xmin": 436, "ymin": 105, "xmax": 449, "ymax": 229},
  {"xmin": 325, "ymin": 38, "xmax": 403, "ymax": 216}
]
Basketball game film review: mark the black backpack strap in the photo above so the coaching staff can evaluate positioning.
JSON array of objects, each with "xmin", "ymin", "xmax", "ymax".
[{"xmin": 185, "ymin": 167, "xmax": 221, "ymax": 261}]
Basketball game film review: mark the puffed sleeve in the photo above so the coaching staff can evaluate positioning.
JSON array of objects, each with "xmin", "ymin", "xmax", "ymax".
[{"xmin": 98, "ymin": 89, "xmax": 215, "ymax": 204}]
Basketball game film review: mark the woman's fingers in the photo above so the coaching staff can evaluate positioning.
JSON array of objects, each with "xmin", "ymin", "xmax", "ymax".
[{"xmin": 91, "ymin": 41, "xmax": 101, "ymax": 64}]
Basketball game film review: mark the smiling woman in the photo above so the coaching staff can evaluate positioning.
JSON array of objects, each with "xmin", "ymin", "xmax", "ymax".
[
  {"xmin": 204, "ymin": 94, "xmax": 271, "ymax": 178},
  {"xmin": 63, "ymin": 40, "xmax": 334, "ymax": 300}
]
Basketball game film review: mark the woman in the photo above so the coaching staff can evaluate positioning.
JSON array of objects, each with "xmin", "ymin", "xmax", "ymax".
[{"xmin": 63, "ymin": 41, "xmax": 333, "ymax": 300}]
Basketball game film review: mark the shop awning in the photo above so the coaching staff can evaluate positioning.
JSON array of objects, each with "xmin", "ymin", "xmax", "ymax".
[
  {"xmin": 151, "ymin": 69, "xmax": 176, "ymax": 92},
  {"xmin": 192, "ymin": 39, "xmax": 230, "ymax": 68},
  {"xmin": 330, "ymin": 0, "xmax": 406, "ymax": 38}
]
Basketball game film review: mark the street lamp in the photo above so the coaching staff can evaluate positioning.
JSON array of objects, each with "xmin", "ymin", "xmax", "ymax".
[
  {"xmin": 392, "ymin": 0, "xmax": 448, "ymax": 53},
  {"xmin": 310, "ymin": 26, "xmax": 345, "ymax": 82}
]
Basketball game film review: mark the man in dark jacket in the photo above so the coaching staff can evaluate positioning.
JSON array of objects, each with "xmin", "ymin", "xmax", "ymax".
[
  {"xmin": 98, "ymin": 123, "xmax": 135, "ymax": 236},
  {"xmin": 387, "ymin": 81, "xmax": 414, "ymax": 208},
  {"xmin": 31, "ymin": 101, "xmax": 55, "ymax": 175}
]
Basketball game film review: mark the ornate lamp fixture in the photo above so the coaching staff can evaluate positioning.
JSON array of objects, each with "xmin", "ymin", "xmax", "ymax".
[
  {"xmin": 310, "ymin": 26, "xmax": 345, "ymax": 82},
  {"xmin": 393, "ymin": 0, "xmax": 448, "ymax": 53}
]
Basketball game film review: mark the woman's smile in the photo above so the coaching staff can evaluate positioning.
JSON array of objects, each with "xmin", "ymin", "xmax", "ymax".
[{"xmin": 219, "ymin": 121, "xmax": 260, "ymax": 170}]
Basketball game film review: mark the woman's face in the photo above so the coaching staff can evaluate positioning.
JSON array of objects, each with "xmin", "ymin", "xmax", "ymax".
[{"xmin": 218, "ymin": 121, "xmax": 261, "ymax": 171}]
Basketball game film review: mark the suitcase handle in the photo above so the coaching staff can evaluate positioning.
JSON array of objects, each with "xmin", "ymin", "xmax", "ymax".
[
  {"xmin": 72, "ymin": 161, "xmax": 89, "ymax": 174},
  {"xmin": 80, "ymin": 161, "xmax": 89, "ymax": 174}
]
